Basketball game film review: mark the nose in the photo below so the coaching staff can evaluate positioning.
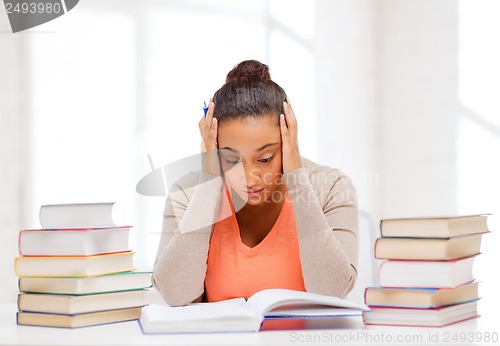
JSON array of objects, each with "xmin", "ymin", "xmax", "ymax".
[{"xmin": 243, "ymin": 162, "xmax": 262, "ymax": 189}]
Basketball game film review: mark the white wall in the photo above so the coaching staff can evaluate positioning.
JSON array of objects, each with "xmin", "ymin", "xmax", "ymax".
[
  {"xmin": 0, "ymin": 12, "xmax": 27, "ymax": 302},
  {"xmin": 315, "ymin": 0, "xmax": 463, "ymax": 221},
  {"xmin": 315, "ymin": 0, "xmax": 380, "ymax": 218},
  {"xmin": 378, "ymin": 0, "xmax": 460, "ymax": 219}
]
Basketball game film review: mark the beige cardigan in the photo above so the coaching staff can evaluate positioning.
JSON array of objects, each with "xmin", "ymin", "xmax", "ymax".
[{"xmin": 152, "ymin": 157, "xmax": 359, "ymax": 306}]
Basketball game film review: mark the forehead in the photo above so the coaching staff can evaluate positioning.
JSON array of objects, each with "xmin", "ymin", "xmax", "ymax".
[{"xmin": 217, "ymin": 116, "xmax": 280, "ymax": 152}]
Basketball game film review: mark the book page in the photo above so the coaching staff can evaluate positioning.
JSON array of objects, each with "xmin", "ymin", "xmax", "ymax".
[
  {"xmin": 144, "ymin": 298, "xmax": 255, "ymax": 322},
  {"xmin": 266, "ymin": 303, "xmax": 363, "ymax": 317},
  {"xmin": 245, "ymin": 289, "xmax": 368, "ymax": 318}
]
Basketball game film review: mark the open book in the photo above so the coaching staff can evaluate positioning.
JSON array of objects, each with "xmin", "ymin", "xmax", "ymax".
[{"xmin": 139, "ymin": 288, "xmax": 369, "ymax": 333}]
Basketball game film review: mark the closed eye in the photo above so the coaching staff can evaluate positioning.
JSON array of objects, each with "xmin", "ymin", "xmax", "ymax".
[
  {"xmin": 259, "ymin": 156, "xmax": 274, "ymax": 163},
  {"xmin": 226, "ymin": 159, "xmax": 241, "ymax": 165},
  {"xmin": 225, "ymin": 155, "xmax": 274, "ymax": 165}
]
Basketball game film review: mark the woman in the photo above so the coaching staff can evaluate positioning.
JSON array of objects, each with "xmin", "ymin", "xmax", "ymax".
[{"xmin": 152, "ymin": 60, "xmax": 359, "ymax": 306}]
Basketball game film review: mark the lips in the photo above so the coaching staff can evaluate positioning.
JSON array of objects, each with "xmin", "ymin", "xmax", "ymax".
[{"xmin": 245, "ymin": 188, "xmax": 264, "ymax": 195}]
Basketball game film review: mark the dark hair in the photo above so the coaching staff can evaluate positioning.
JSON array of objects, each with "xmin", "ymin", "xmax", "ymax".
[{"xmin": 212, "ymin": 60, "xmax": 287, "ymax": 123}]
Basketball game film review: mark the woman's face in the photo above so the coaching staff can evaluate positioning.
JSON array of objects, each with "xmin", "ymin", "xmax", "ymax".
[{"xmin": 217, "ymin": 115, "xmax": 284, "ymax": 206}]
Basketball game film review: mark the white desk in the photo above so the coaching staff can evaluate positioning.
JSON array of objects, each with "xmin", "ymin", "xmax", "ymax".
[{"xmin": 0, "ymin": 303, "xmax": 497, "ymax": 346}]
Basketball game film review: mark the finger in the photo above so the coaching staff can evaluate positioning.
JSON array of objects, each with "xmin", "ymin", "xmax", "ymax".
[
  {"xmin": 204, "ymin": 101, "xmax": 215, "ymax": 130},
  {"xmin": 208, "ymin": 101, "xmax": 215, "ymax": 118},
  {"xmin": 283, "ymin": 102, "xmax": 297, "ymax": 127},
  {"xmin": 279, "ymin": 113, "xmax": 288, "ymax": 137},
  {"xmin": 199, "ymin": 117, "xmax": 205, "ymax": 137},
  {"xmin": 203, "ymin": 109, "xmax": 213, "ymax": 145},
  {"xmin": 208, "ymin": 117, "xmax": 218, "ymax": 148},
  {"xmin": 285, "ymin": 101, "xmax": 296, "ymax": 121},
  {"xmin": 283, "ymin": 102, "xmax": 297, "ymax": 132}
]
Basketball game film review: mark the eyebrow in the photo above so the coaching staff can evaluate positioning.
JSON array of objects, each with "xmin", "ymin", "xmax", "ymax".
[{"xmin": 221, "ymin": 143, "xmax": 279, "ymax": 153}]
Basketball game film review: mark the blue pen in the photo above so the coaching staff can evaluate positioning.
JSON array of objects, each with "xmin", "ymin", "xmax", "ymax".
[{"xmin": 203, "ymin": 101, "xmax": 209, "ymax": 117}]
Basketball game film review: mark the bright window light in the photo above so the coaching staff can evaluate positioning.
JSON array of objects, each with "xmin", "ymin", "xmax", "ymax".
[
  {"xmin": 28, "ymin": 0, "xmax": 317, "ymax": 269},
  {"xmin": 458, "ymin": 0, "xmax": 500, "ymax": 323}
]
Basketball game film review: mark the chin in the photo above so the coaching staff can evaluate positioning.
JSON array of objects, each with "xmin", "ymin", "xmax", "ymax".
[
  {"xmin": 232, "ymin": 189, "xmax": 269, "ymax": 207},
  {"xmin": 245, "ymin": 198, "xmax": 268, "ymax": 206},
  {"xmin": 248, "ymin": 190, "xmax": 280, "ymax": 206}
]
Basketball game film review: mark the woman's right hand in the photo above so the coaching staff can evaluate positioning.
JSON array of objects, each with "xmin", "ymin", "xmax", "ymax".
[{"xmin": 198, "ymin": 100, "xmax": 220, "ymax": 176}]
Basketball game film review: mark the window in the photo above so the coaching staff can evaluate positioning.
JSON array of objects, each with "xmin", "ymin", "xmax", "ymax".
[
  {"xmin": 28, "ymin": 0, "xmax": 316, "ymax": 268},
  {"xmin": 458, "ymin": 0, "xmax": 500, "ymax": 318}
]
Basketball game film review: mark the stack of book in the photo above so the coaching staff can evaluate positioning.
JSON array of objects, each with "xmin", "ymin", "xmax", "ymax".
[
  {"xmin": 362, "ymin": 214, "xmax": 489, "ymax": 327},
  {"xmin": 14, "ymin": 203, "xmax": 152, "ymax": 328}
]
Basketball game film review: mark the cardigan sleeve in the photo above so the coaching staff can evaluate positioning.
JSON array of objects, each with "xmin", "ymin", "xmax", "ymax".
[
  {"xmin": 151, "ymin": 171, "xmax": 224, "ymax": 306},
  {"xmin": 283, "ymin": 166, "xmax": 359, "ymax": 298}
]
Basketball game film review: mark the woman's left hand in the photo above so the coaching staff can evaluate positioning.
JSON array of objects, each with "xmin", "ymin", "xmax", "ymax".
[{"xmin": 280, "ymin": 101, "xmax": 303, "ymax": 174}]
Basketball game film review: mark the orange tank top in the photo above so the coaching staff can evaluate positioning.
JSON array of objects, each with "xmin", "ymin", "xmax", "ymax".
[{"xmin": 204, "ymin": 183, "xmax": 305, "ymax": 302}]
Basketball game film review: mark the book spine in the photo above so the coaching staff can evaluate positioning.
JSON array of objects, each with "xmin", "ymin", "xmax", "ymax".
[
  {"xmin": 13, "ymin": 257, "xmax": 20, "ymax": 277},
  {"xmin": 16, "ymin": 293, "xmax": 21, "ymax": 311},
  {"xmin": 18, "ymin": 230, "xmax": 23, "ymax": 256},
  {"xmin": 373, "ymin": 238, "xmax": 380, "ymax": 258}
]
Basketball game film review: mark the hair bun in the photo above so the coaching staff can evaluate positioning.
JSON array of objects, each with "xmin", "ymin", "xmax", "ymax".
[{"xmin": 226, "ymin": 60, "xmax": 271, "ymax": 82}]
